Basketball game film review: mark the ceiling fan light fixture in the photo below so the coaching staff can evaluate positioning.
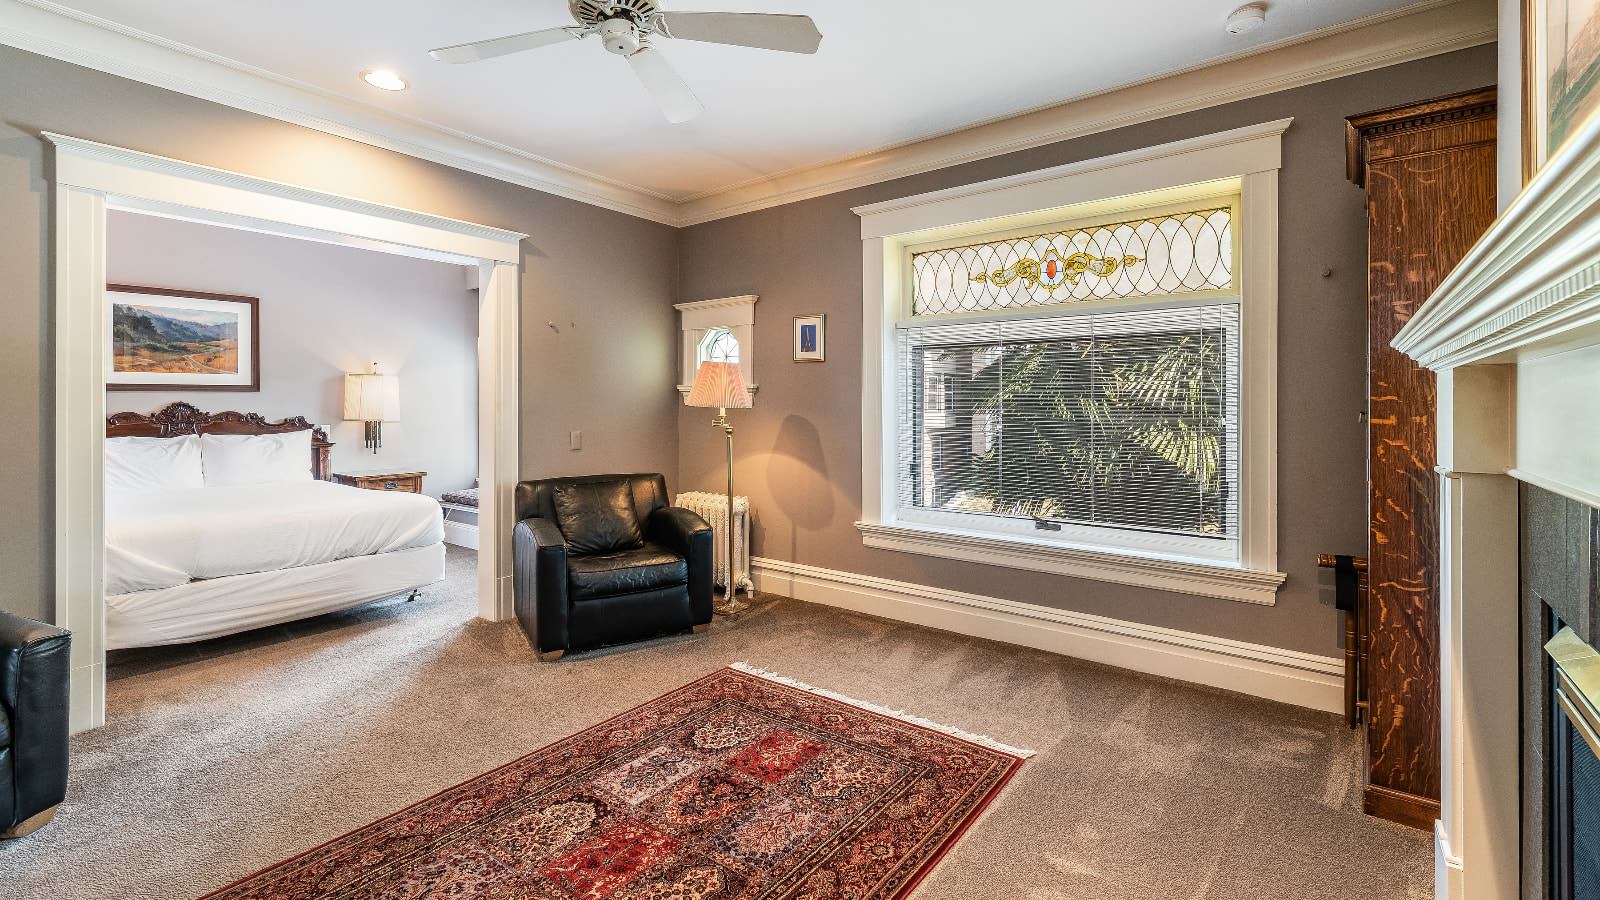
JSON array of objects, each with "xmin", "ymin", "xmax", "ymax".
[
  {"xmin": 360, "ymin": 69, "xmax": 409, "ymax": 91},
  {"xmin": 427, "ymin": 1, "xmax": 821, "ymax": 122}
]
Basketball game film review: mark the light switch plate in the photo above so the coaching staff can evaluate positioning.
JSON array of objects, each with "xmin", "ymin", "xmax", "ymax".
[{"xmin": 569, "ymin": 430, "xmax": 582, "ymax": 450}]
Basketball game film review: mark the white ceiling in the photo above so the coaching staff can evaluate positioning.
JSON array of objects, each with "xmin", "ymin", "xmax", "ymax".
[{"xmin": 47, "ymin": 0, "xmax": 1434, "ymax": 201}]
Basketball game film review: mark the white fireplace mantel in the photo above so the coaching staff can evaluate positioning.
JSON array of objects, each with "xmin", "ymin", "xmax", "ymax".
[{"xmin": 1393, "ymin": 104, "xmax": 1600, "ymax": 900}]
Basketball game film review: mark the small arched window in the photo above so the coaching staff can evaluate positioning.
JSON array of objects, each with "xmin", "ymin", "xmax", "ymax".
[{"xmin": 698, "ymin": 327, "xmax": 740, "ymax": 366}]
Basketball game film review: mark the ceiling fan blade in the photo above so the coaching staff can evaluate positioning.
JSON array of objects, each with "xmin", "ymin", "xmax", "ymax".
[
  {"xmin": 430, "ymin": 27, "xmax": 581, "ymax": 64},
  {"xmin": 626, "ymin": 47, "xmax": 704, "ymax": 124},
  {"xmin": 656, "ymin": 12, "xmax": 822, "ymax": 54}
]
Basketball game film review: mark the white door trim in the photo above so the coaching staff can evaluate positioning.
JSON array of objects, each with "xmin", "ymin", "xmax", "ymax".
[{"xmin": 49, "ymin": 133, "xmax": 526, "ymax": 732}]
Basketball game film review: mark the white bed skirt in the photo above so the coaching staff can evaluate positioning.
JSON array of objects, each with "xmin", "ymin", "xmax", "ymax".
[{"xmin": 107, "ymin": 543, "xmax": 446, "ymax": 650}]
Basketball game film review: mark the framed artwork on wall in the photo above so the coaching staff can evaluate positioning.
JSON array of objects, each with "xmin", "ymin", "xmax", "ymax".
[
  {"xmin": 106, "ymin": 284, "xmax": 261, "ymax": 391},
  {"xmin": 793, "ymin": 314, "xmax": 825, "ymax": 362},
  {"xmin": 1524, "ymin": 0, "xmax": 1600, "ymax": 181}
]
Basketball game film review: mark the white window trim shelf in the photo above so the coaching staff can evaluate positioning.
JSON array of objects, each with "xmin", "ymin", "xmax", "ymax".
[
  {"xmin": 857, "ymin": 521, "xmax": 1285, "ymax": 606},
  {"xmin": 854, "ymin": 118, "xmax": 1289, "ymax": 605}
]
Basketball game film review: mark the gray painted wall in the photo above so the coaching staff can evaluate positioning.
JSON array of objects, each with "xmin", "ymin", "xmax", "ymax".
[
  {"xmin": 675, "ymin": 45, "xmax": 1499, "ymax": 657},
  {"xmin": 0, "ymin": 40, "xmax": 1497, "ymax": 657},
  {"xmin": 106, "ymin": 211, "xmax": 478, "ymax": 497},
  {"xmin": 0, "ymin": 45, "xmax": 680, "ymax": 622}
]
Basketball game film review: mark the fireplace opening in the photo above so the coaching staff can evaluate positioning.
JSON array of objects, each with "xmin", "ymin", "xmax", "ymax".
[{"xmin": 1549, "ymin": 624, "xmax": 1600, "ymax": 898}]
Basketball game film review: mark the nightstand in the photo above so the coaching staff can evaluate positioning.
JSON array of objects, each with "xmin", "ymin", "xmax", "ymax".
[{"xmin": 332, "ymin": 469, "xmax": 427, "ymax": 494}]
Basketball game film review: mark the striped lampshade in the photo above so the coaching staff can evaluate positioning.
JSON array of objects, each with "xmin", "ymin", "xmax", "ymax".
[{"xmin": 686, "ymin": 361, "xmax": 752, "ymax": 409}]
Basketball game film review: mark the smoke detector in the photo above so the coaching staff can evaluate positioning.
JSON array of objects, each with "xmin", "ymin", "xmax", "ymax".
[{"xmin": 1226, "ymin": 3, "xmax": 1267, "ymax": 35}]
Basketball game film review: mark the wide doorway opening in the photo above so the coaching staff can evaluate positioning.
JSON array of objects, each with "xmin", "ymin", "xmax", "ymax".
[{"xmin": 51, "ymin": 134, "xmax": 525, "ymax": 732}]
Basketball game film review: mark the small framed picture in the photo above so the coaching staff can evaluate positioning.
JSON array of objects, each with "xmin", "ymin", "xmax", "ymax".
[
  {"xmin": 106, "ymin": 284, "xmax": 260, "ymax": 391},
  {"xmin": 793, "ymin": 314, "xmax": 825, "ymax": 363}
]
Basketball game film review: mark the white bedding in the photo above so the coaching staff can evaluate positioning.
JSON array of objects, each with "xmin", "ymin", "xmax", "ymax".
[
  {"xmin": 107, "ymin": 543, "xmax": 445, "ymax": 649},
  {"xmin": 105, "ymin": 480, "xmax": 444, "ymax": 596}
]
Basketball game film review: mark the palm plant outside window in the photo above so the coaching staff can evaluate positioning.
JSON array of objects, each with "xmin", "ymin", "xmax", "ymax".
[{"xmin": 898, "ymin": 201, "xmax": 1241, "ymax": 562}]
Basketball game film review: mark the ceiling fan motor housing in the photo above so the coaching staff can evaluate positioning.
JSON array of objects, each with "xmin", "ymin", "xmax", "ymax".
[
  {"xmin": 570, "ymin": 0, "xmax": 660, "ymax": 28},
  {"xmin": 597, "ymin": 18, "xmax": 643, "ymax": 55}
]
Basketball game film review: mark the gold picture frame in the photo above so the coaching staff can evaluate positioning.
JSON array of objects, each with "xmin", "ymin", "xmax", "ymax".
[{"xmin": 1524, "ymin": 0, "xmax": 1600, "ymax": 182}]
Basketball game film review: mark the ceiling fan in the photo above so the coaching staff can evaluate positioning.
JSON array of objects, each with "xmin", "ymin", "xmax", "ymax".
[{"xmin": 430, "ymin": 1, "xmax": 823, "ymax": 124}]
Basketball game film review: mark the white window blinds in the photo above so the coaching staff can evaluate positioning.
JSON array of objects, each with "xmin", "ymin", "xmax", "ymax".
[{"xmin": 895, "ymin": 302, "xmax": 1241, "ymax": 547}]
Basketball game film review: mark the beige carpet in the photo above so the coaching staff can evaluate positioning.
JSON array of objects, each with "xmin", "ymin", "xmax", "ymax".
[{"xmin": 0, "ymin": 546, "xmax": 1430, "ymax": 899}]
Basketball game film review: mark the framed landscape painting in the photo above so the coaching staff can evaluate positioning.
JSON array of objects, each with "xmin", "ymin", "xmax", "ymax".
[
  {"xmin": 105, "ymin": 285, "xmax": 260, "ymax": 391},
  {"xmin": 1525, "ymin": 0, "xmax": 1600, "ymax": 178}
]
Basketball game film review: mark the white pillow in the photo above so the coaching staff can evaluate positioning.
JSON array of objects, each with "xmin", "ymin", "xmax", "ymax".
[
  {"xmin": 200, "ymin": 430, "xmax": 314, "ymax": 487},
  {"xmin": 105, "ymin": 435, "xmax": 205, "ymax": 494}
]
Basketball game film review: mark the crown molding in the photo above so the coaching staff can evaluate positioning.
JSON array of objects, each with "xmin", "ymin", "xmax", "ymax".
[
  {"xmin": 675, "ymin": 0, "xmax": 1495, "ymax": 226},
  {"xmin": 1, "ymin": 0, "xmax": 1493, "ymax": 229},
  {"xmin": 0, "ymin": 0, "xmax": 683, "ymax": 225}
]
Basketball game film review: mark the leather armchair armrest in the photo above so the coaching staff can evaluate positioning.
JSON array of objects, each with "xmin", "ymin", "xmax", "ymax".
[
  {"xmin": 0, "ymin": 610, "xmax": 71, "ymax": 830},
  {"xmin": 648, "ymin": 507, "xmax": 714, "ymax": 626},
  {"xmin": 513, "ymin": 517, "xmax": 570, "ymax": 655}
]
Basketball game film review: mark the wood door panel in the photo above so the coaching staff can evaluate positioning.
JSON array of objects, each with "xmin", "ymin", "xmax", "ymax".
[{"xmin": 1347, "ymin": 88, "xmax": 1496, "ymax": 827}]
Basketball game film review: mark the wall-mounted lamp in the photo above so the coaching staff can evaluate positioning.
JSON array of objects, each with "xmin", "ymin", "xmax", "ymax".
[{"xmin": 343, "ymin": 363, "xmax": 400, "ymax": 453}]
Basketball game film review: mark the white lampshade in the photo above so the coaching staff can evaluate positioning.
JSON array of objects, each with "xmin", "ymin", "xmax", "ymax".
[
  {"xmin": 685, "ymin": 362, "xmax": 751, "ymax": 409},
  {"xmin": 343, "ymin": 372, "xmax": 400, "ymax": 422}
]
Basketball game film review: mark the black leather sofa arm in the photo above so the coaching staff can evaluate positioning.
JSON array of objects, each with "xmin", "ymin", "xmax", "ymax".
[
  {"xmin": 513, "ymin": 517, "xmax": 570, "ymax": 658},
  {"xmin": 647, "ymin": 507, "xmax": 715, "ymax": 626},
  {"xmin": 0, "ymin": 610, "xmax": 71, "ymax": 838}
]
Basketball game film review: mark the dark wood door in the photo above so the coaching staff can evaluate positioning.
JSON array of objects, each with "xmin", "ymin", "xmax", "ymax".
[{"xmin": 1346, "ymin": 87, "xmax": 1497, "ymax": 830}]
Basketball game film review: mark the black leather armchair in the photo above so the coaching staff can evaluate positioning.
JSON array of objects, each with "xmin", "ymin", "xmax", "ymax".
[
  {"xmin": 0, "ymin": 610, "xmax": 70, "ymax": 840},
  {"xmin": 513, "ymin": 473, "xmax": 713, "ymax": 659}
]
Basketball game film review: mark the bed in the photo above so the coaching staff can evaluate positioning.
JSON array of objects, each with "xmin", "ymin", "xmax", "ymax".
[{"xmin": 105, "ymin": 402, "xmax": 445, "ymax": 649}]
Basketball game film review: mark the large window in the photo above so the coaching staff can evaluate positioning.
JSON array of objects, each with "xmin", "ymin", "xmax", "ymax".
[
  {"xmin": 895, "ymin": 202, "xmax": 1242, "ymax": 565},
  {"xmin": 858, "ymin": 123, "xmax": 1287, "ymax": 603}
]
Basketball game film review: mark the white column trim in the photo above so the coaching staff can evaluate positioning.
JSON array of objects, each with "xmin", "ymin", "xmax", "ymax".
[
  {"xmin": 478, "ymin": 261, "xmax": 521, "ymax": 622},
  {"xmin": 55, "ymin": 185, "xmax": 107, "ymax": 732}
]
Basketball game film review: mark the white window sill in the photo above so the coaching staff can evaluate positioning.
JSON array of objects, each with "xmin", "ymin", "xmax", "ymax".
[
  {"xmin": 855, "ymin": 521, "xmax": 1286, "ymax": 606},
  {"xmin": 678, "ymin": 383, "xmax": 759, "ymax": 397}
]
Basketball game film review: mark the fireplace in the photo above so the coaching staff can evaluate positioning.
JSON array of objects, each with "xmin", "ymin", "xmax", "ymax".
[{"xmin": 1522, "ymin": 484, "xmax": 1600, "ymax": 899}]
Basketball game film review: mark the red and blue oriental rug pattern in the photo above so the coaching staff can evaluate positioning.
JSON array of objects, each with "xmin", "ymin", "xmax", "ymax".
[{"xmin": 205, "ymin": 665, "xmax": 1028, "ymax": 899}]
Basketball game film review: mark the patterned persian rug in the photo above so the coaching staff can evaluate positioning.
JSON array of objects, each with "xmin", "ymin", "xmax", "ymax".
[{"xmin": 205, "ymin": 664, "xmax": 1030, "ymax": 900}]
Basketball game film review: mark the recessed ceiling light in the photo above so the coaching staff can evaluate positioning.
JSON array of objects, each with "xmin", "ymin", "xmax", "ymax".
[
  {"xmin": 360, "ymin": 69, "xmax": 409, "ymax": 91},
  {"xmin": 1225, "ymin": 3, "xmax": 1267, "ymax": 35}
]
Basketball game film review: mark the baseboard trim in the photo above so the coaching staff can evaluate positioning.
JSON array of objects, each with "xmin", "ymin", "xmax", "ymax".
[
  {"xmin": 751, "ymin": 556, "xmax": 1343, "ymax": 713},
  {"xmin": 1364, "ymin": 783, "xmax": 1441, "ymax": 831},
  {"xmin": 1435, "ymin": 820, "xmax": 1463, "ymax": 900},
  {"xmin": 442, "ymin": 520, "xmax": 480, "ymax": 550}
]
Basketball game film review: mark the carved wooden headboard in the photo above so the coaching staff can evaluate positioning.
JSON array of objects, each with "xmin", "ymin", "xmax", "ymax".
[{"xmin": 106, "ymin": 401, "xmax": 334, "ymax": 481}]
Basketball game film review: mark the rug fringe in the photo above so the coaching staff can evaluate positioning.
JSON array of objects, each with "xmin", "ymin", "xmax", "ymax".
[{"xmin": 728, "ymin": 662, "xmax": 1036, "ymax": 759}]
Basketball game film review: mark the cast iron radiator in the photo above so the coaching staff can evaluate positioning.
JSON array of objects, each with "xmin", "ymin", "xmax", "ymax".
[{"xmin": 674, "ymin": 491, "xmax": 752, "ymax": 593}]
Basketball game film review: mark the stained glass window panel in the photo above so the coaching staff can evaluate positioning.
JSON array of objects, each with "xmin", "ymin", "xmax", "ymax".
[{"xmin": 911, "ymin": 207, "xmax": 1233, "ymax": 316}]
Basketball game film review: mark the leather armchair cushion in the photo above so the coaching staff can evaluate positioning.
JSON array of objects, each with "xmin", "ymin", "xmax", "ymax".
[
  {"xmin": 553, "ymin": 479, "xmax": 644, "ymax": 556},
  {"xmin": 568, "ymin": 543, "xmax": 688, "ymax": 600},
  {"xmin": 0, "ymin": 708, "xmax": 9, "ymax": 749}
]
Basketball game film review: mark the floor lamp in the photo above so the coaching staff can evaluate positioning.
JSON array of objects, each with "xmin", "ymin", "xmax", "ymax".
[{"xmin": 685, "ymin": 361, "xmax": 752, "ymax": 615}]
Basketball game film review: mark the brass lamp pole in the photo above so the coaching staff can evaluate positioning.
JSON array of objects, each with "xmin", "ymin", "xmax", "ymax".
[
  {"xmin": 712, "ymin": 407, "xmax": 747, "ymax": 614},
  {"xmin": 684, "ymin": 361, "xmax": 752, "ymax": 615}
]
